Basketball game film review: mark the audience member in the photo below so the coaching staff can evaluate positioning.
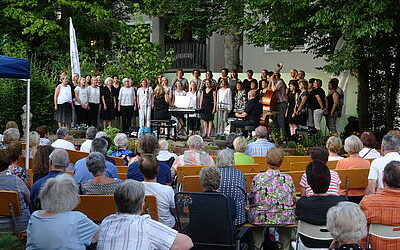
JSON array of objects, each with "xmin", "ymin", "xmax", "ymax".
[
  {"xmin": 32, "ymin": 145, "xmax": 54, "ymax": 183},
  {"xmin": 157, "ymin": 140, "xmax": 177, "ymax": 167},
  {"xmin": 23, "ymin": 131, "xmax": 40, "ymax": 158},
  {"xmin": 359, "ymin": 131, "xmax": 381, "ymax": 159},
  {"xmin": 51, "ymin": 127, "xmax": 75, "ymax": 150},
  {"xmin": 26, "ymin": 174, "xmax": 98, "ymax": 249},
  {"xmin": 31, "ymin": 148, "xmax": 70, "ymax": 211},
  {"xmin": 100, "ymin": 135, "xmax": 116, "ymax": 165},
  {"xmin": 245, "ymin": 126, "xmax": 275, "ymax": 157},
  {"xmin": 336, "ymin": 135, "xmax": 370, "ymax": 203},
  {"xmin": 225, "ymin": 133, "xmax": 239, "ymax": 152},
  {"xmin": 79, "ymin": 126, "xmax": 97, "ymax": 153},
  {"xmin": 301, "ymin": 148, "xmax": 341, "ymax": 196},
  {"xmin": 360, "ymin": 161, "xmax": 400, "ymax": 249},
  {"xmin": 111, "ymin": 133, "xmax": 134, "ymax": 165},
  {"xmin": 171, "ymin": 135, "xmax": 214, "ymax": 177},
  {"xmin": 139, "ymin": 154, "xmax": 175, "ymax": 228},
  {"xmin": 233, "ymin": 136, "xmax": 254, "ymax": 165},
  {"xmin": 73, "ymin": 138, "xmax": 118, "ymax": 184},
  {"xmin": 248, "ymin": 148, "xmax": 296, "ymax": 250},
  {"xmin": 326, "ymin": 136, "xmax": 344, "ymax": 161},
  {"xmin": 95, "ymin": 131, "xmax": 108, "ymax": 138},
  {"xmin": 36, "ymin": 125, "xmax": 52, "ymax": 146},
  {"xmin": 0, "ymin": 149, "xmax": 30, "ymax": 233},
  {"xmin": 366, "ymin": 133, "xmax": 400, "ymax": 194},
  {"xmin": 216, "ymin": 149, "xmax": 247, "ymax": 226},
  {"xmin": 128, "ymin": 133, "xmax": 171, "ymax": 185},
  {"xmin": 81, "ymin": 152, "xmax": 123, "ymax": 195},
  {"xmin": 326, "ymin": 202, "xmax": 367, "ymax": 250},
  {"xmin": 97, "ymin": 180, "xmax": 193, "ymax": 250},
  {"xmin": 296, "ymin": 160, "xmax": 346, "ymax": 248},
  {"xmin": 5, "ymin": 120, "xmax": 18, "ymax": 130},
  {"xmin": 2, "ymin": 128, "xmax": 20, "ymax": 147},
  {"xmin": 6, "ymin": 141, "xmax": 30, "ymax": 186}
]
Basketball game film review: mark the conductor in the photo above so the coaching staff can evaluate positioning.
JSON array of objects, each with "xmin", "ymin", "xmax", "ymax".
[{"xmin": 230, "ymin": 90, "xmax": 262, "ymax": 136}]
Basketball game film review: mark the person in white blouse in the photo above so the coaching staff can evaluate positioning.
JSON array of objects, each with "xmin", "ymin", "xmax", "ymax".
[
  {"xmin": 54, "ymin": 75, "xmax": 73, "ymax": 128},
  {"xmin": 186, "ymin": 82, "xmax": 200, "ymax": 136},
  {"xmin": 87, "ymin": 78, "xmax": 101, "ymax": 127},
  {"xmin": 137, "ymin": 79, "xmax": 153, "ymax": 128},
  {"xmin": 73, "ymin": 77, "xmax": 89, "ymax": 126},
  {"xmin": 172, "ymin": 80, "xmax": 187, "ymax": 134},
  {"xmin": 118, "ymin": 78, "xmax": 136, "ymax": 132},
  {"xmin": 359, "ymin": 131, "xmax": 381, "ymax": 159},
  {"xmin": 216, "ymin": 78, "xmax": 232, "ymax": 135}
]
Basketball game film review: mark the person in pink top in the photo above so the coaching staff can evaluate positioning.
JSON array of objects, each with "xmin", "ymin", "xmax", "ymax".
[{"xmin": 336, "ymin": 135, "xmax": 370, "ymax": 204}]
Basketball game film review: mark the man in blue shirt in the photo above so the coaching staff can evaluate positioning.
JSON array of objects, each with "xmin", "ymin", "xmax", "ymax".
[
  {"xmin": 245, "ymin": 126, "xmax": 275, "ymax": 157},
  {"xmin": 31, "ymin": 148, "xmax": 69, "ymax": 211},
  {"xmin": 73, "ymin": 138, "xmax": 118, "ymax": 184}
]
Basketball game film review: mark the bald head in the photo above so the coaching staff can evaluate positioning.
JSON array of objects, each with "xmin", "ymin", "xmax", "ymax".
[{"xmin": 248, "ymin": 90, "xmax": 256, "ymax": 99}]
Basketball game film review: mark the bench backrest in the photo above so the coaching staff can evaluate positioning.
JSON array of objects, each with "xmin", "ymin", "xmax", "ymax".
[
  {"xmin": 117, "ymin": 166, "xmax": 128, "ymax": 173},
  {"xmin": 65, "ymin": 149, "xmax": 125, "ymax": 166},
  {"xmin": 15, "ymin": 157, "xmax": 33, "ymax": 169},
  {"xmin": 336, "ymin": 168, "xmax": 370, "ymax": 189},
  {"xmin": 290, "ymin": 161, "xmax": 337, "ymax": 171},
  {"xmin": 280, "ymin": 156, "xmax": 311, "ymax": 172},
  {"xmin": 0, "ymin": 190, "xmax": 22, "ymax": 217}
]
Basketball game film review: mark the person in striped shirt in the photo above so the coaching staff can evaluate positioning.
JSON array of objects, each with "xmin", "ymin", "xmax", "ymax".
[
  {"xmin": 244, "ymin": 126, "xmax": 275, "ymax": 157},
  {"xmin": 97, "ymin": 180, "xmax": 193, "ymax": 250}
]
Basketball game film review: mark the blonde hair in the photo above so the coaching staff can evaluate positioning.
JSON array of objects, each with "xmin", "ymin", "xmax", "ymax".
[
  {"xmin": 154, "ymin": 85, "xmax": 164, "ymax": 98},
  {"xmin": 105, "ymin": 77, "xmax": 113, "ymax": 85},
  {"xmin": 326, "ymin": 136, "xmax": 343, "ymax": 153},
  {"xmin": 233, "ymin": 136, "xmax": 247, "ymax": 153},
  {"xmin": 267, "ymin": 148, "xmax": 284, "ymax": 168}
]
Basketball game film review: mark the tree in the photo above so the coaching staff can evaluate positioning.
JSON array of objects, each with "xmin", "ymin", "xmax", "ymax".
[
  {"xmin": 137, "ymin": 0, "xmax": 244, "ymax": 71},
  {"xmin": 242, "ymin": 0, "xmax": 400, "ymax": 131}
]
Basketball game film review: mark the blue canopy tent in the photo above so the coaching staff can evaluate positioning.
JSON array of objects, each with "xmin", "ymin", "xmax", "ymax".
[{"xmin": 0, "ymin": 55, "xmax": 31, "ymax": 169}]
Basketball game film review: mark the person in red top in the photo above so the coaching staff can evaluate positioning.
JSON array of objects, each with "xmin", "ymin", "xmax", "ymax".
[
  {"xmin": 360, "ymin": 160, "xmax": 400, "ymax": 250},
  {"xmin": 336, "ymin": 135, "xmax": 370, "ymax": 203}
]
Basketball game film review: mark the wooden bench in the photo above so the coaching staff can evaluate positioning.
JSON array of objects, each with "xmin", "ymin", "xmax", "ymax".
[
  {"xmin": 0, "ymin": 190, "xmax": 21, "ymax": 234},
  {"xmin": 280, "ymin": 156, "xmax": 311, "ymax": 172},
  {"xmin": 65, "ymin": 149, "xmax": 125, "ymax": 166},
  {"xmin": 75, "ymin": 195, "xmax": 158, "ymax": 222},
  {"xmin": 335, "ymin": 168, "xmax": 370, "ymax": 196},
  {"xmin": 117, "ymin": 166, "xmax": 128, "ymax": 173},
  {"xmin": 289, "ymin": 161, "xmax": 338, "ymax": 171}
]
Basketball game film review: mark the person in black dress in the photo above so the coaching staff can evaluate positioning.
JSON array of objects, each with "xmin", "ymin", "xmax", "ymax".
[
  {"xmin": 200, "ymin": 79, "xmax": 216, "ymax": 138},
  {"xmin": 294, "ymin": 79, "xmax": 309, "ymax": 130},
  {"xmin": 286, "ymin": 80, "xmax": 299, "ymax": 136},
  {"xmin": 112, "ymin": 75, "xmax": 121, "ymax": 129},
  {"xmin": 101, "ymin": 77, "xmax": 116, "ymax": 128},
  {"xmin": 153, "ymin": 85, "xmax": 171, "ymax": 121}
]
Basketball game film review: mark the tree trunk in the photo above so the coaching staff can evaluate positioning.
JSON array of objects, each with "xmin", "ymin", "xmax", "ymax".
[
  {"xmin": 357, "ymin": 62, "xmax": 370, "ymax": 130},
  {"xmin": 224, "ymin": 27, "xmax": 241, "ymax": 72}
]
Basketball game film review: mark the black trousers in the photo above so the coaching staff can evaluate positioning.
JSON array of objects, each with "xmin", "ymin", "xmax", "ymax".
[
  {"xmin": 120, "ymin": 105, "xmax": 133, "ymax": 132},
  {"xmin": 88, "ymin": 103, "xmax": 99, "ymax": 127},
  {"xmin": 74, "ymin": 105, "xmax": 88, "ymax": 125},
  {"xmin": 230, "ymin": 119, "xmax": 259, "ymax": 136}
]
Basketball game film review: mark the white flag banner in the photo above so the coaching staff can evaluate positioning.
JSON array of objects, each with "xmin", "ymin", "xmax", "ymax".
[{"xmin": 69, "ymin": 17, "xmax": 81, "ymax": 77}]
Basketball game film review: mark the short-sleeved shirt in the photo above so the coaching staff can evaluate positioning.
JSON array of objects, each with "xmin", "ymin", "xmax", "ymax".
[
  {"xmin": 368, "ymin": 152, "xmax": 400, "ymax": 190},
  {"xmin": 143, "ymin": 182, "xmax": 176, "ymax": 227},
  {"xmin": 118, "ymin": 87, "xmax": 135, "ymax": 106},
  {"xmin": 245, "ymin": 139, "xmax": 275, "ymax": 157},
  {"xmin": 171, "ymin": 150, "xmax": 215, "ymax": 172},
  {"xmin": 128, "ymin": 160, "xmax": 172, "ymax": 185},
  {"xmin": 309, "ymin": 87, "xmax": 326, "ymax": 110},
  {"xmin": 359, "ymin": 147, "xmax": 381, "ymax": 159},
  {"xmin": 300, "ymin": 170, "xmax": 341, "ymax": 197},
  {"xmin": 97, "ymin": 214, "xmax": 177, "ymax": 250},
  {"xmin": 26, "ymin": 211, "xmax": 98, "ymax": 250},
  {"xmin": 73, "ymin": 157, "xmax": 119, "ymax": 184},
  {"xmin": 51, "ymin": 139, "xmax": 75, "ymax": 150},
  {"xmin": 234, "ymin": 152, "xmax": 254, "ymax": 165},
  {"xmin": 336, "ymin": 157, "xmax": 370, "ymax": 196},
  {"xmin": 244, "ymin": 98, "xmax": 262, "ymax": 122},
  {"xmin": 137, "ymin": 87, "xmax": 153, "ymax": 107},
  {"xmin": 80, "ymin": 179, "xmax": 123, "ymax": 195}
]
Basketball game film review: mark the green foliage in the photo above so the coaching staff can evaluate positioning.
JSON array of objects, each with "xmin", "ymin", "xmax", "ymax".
[
  {"xmin": 103, "ymin": 126, "xmax": 121, "ymax": 148},
  {"xmin": 0, "ymin": 234, "xmax": 24, "ymax": 250},
  {"xmin": 285, "ymin": 140, "xmax": 297, "ymax": 149}
]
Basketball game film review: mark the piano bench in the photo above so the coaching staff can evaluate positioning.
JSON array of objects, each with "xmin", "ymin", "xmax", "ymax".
[{"xmin": 150, "ymin": 120, "xmax": 177, "ymax": 141}]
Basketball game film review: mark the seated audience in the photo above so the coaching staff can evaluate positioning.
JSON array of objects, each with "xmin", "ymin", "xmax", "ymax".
[
  {"xmin": 81, "ymin": 152, "xmax": 123, "ymax": 195},
  {"xmin": 79, "ymin": 126, "xmax": 97, "ymax": 153},
  {"xmin": 51, "ymin": 127, "xmax": 75, "ymax": 150},
  {"xmin": 216, "ymin": 149, "xmax": 247, "ymax": 226},
  {"xmin": 31, "ymin": 148, "xmax": 69, "ymax": 211},
  {"xmin": 248, "ymin": 148, "xmax": 296, "ymax": 250},
  {"xmin": 233, "ymin": 136, "xmax": 254, "ymax": 165},
  {"xmin": 336, "ymin": 135, "xmax": 370, "ymax": 203},
  {"xmin": 244, "ymin": 126, "xmax": 275, "ymax": 157},
  {"xmin": 23, "ymin": 131, "xmax": 40, "ymax": 158},
  {"xmin": 139, "ymin": 154, "xmax": 175, "ymax": 228},
  {"xmin": 157, "ymin": 140, "xmax": 177, "ymax": 167},
  {"xmin": 367, "ymin": 132, "xmax": 400, "ymax": 194},
  {"xmin": 326, "ymin": 136, "xmax": 344, "ymax": 161},
  {"xmin": 301, "ymin": 147, "xmax": 341, "ymax": 196},
  {"xmin": 326, "ymin": 202, "xmax": 367, "ymax": 250},
  {"xmin": 95, "ymin": 131, "xmax": 108, "ymax": 138},
  {"xmin": 97, "ymin": 180, "xmax": 193, "ymax": 250},
  {"xmin": 2, "ymin": 128, "xmax": 20, "ymax": 148},
  {"xmin": 360, "ymin": 160, "xmax": 400, "ymax": 250},
  {"xmin": 225, "ymin": 133, "xmax": 239, "ymax": 153},
  {"xmin": 171, "ymin": 135, "xmax": 214, "ymax": 177},
  {"xmin": 26, "ymin": 174, "xmax": 98, "ymax": 249},
  {"xmin": 128, "ymin": 133, "xmax": 171, "ymax": 185},
  {"xmin": 36, "ymin": 125, "xmax": 52, "ymax": 146},
  {"xmin": 6, "ymin": 141, "xmax": 30, "ymax": 186},
  {"xmin": 32, "ymin": 145, "xmax": 54, "ymax": 183},
  {"xmin": 5, "ymin": 120, "xmax": 19, "ymax": 130},
  {"xmin": 73, "ymin": 138, "xmax": 118, "ymax": 184},
  {"xmin": 111, "ymin": 133, "xmax": 134, "ymax": 165},
  {"xmin": 296, "ymin": 160, "xmax": 346, "ymax": 248},
  {"xmin": 99, "ymin": 135, "xmax": 116, "ymax": 165},
  {"xmin": 359, "ymin": 131, "xmax": 381, "ymax": 159},
  {"xmin": 0, "ymin": 149, "xmax": 30, "ymax": 233}
]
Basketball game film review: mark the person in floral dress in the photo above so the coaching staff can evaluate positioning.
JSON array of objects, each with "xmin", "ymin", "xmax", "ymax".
[{"xmin": 248, "ymin": 148, "xmax": 296, "ymax": 250}]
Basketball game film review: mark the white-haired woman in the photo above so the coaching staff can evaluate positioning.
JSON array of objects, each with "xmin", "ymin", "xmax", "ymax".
[
  {"xmin": 327, "ymin": 202, "xmax": 367, "ymax": 249},
  {"xmin": 111, "ymin": 133, "xmax": 134, "ymax": 165},
  {"xmin": 26, "ymin": 174, "xmax": 98, "ymax": 249},
  {"xmin": 118, "ymin": 78, "xmax": 136, "ymax": 132},
  {"xmin": 335, "ymin": 135, "xmax": 370, "ymax": 204},
  {"xmin": 326, "ymin": 136, "xmax": 344, "ymax": 161},
  {"xmin": 23, "ymin": 131, "xmax": 40, "ymax": 158},
  {"xmin": 233, "ymin": 136, "xmax": 254, "ymax": 165},
  {"xmin": 100, "ymin": 77, "xmax": 116, "ymax": 128}
]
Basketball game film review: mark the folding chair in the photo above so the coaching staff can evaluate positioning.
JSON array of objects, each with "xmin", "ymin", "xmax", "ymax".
[
  {"xmin": 0, "ymin": 190, "xmax": 22, "ymax": 235},
  {"xmin": 295, "ymin": 220, "xmax": 333, "ymax": 250},
  {"xmin": 367, "ymin": 223, "xmax": 400, "ymax": 247}
]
